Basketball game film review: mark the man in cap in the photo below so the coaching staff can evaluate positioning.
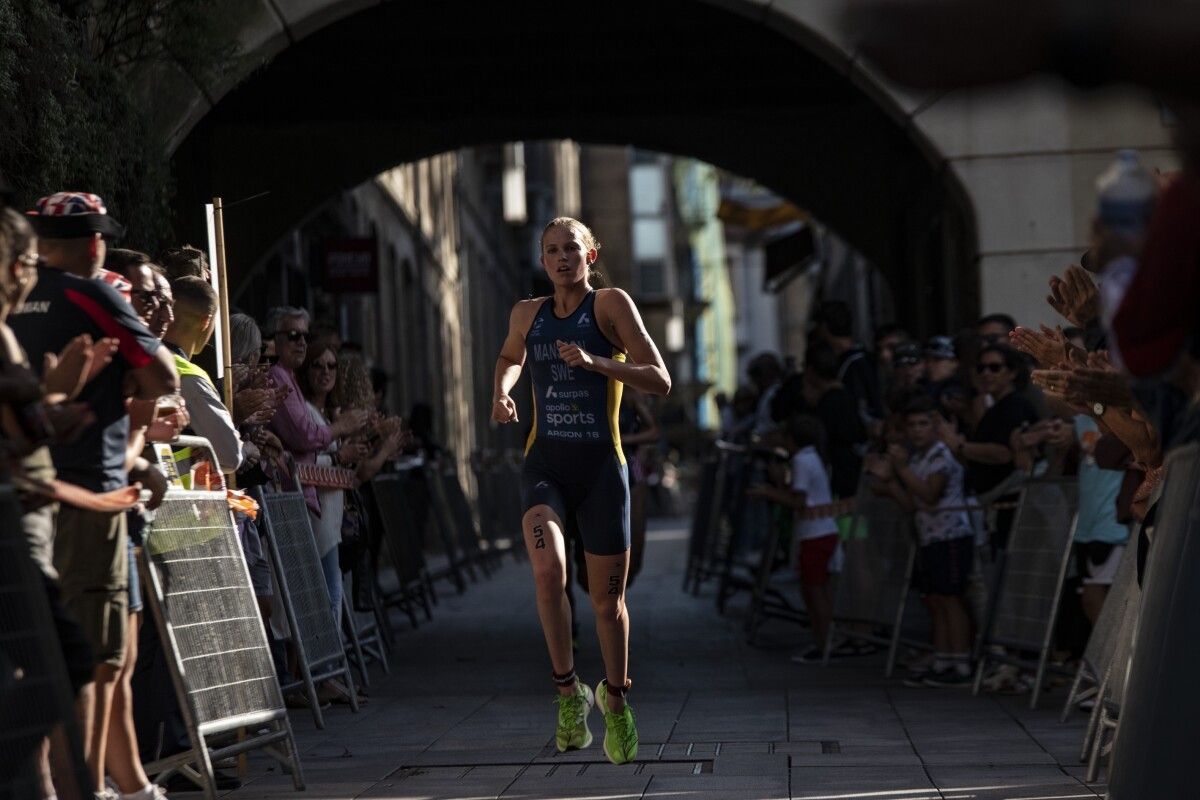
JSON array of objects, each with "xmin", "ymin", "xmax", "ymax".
[
  {"xmin": 10, "ymin": 191, "xmax": 178, "ymax": 795},
  {"xmin": 923, "ymin": 336, "xmax": 962, "ymax": 399}
]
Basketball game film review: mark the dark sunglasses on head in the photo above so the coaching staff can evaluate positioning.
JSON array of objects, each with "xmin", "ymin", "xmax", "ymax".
[
  {"xmin": 281, "ymin": 330, "xmax": 311, "ymax": 343},
  {"xmin": 976, "ymin": 362, "xmax": 1005, "ymax": 374}
]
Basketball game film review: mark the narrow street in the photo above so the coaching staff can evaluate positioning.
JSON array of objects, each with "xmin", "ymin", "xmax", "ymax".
[{"xmin": 221, "ymin": 519, "xmax": 1102, "ymax": 800}]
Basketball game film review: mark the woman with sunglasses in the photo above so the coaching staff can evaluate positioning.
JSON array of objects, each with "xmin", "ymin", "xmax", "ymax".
[
  {"xmin": 266, "ymin": 307, "xmax": 369, "ymax": 517},
  {"xmin": 940, "ymin": 343, "xmax": 1038, "ymax": 548}
]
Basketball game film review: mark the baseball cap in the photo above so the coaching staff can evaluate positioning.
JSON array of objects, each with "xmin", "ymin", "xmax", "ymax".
[
  {"xmin": 893, "ymin": 342, "xmax": 922, "ymax": 366},
  {"xmin": 923, "ymin": 336, "xmax": 956, "ymax": 360},
  {"xmin": 27, "ymin": 192, "xmax": 125, "ymax": 240}
]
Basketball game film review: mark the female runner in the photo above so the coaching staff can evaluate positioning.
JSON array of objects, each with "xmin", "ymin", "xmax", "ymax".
[{"xmin": 491, "ymin": 217, "xmax": 671, "ymax": 765}]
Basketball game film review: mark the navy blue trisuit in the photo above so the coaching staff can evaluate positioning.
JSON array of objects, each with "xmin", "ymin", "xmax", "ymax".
[{"xmin": 520, "ymin": 290, "xmax": 632, "ymax": 556}]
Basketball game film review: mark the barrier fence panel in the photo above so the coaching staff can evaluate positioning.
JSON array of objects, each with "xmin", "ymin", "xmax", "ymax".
[
  {"xmin": 1085, "ymin": 564, "xmax": 1141, "ymax": 782},
  {"xmin": 139, "ymin": 439, "xmax": 303, "ymax": 799},
  {"xmin": 433, "ymin": 463, "xmax": 493, "ymax": 576},
  {"xmin": 370, "ymin": 472, "xmax": 434, "ymax": 625},
  {"xmin": 825, "ymin": 491, "xmax": 918, "ymax": 677},
  {"xmin": 716, "ymin": 445, "xmax": 779, "ymax": 614},
  {"xmin": 471, "ymin": 452, "xmax": 523, "ymax": 561},
  {"xmin": 257, "ymin": 483, "xmax": 359, "ymax": 729},
  {"xmin": 1107, "ymin": 442, "xmax": 1200, "ymax": 799},
  {"xmin": 1062, "ymin": 540, "xmax": 1138, "ymax": 723},
  {"xmin": 682, "ymin": 451, "xmax": 725, "ymax": 594},
  {"xmin": 744, "ymin": 503, "xmax": 808, "ymax": 644},
  {"xmin": 972, "ymin": 477, "xmax": 1078, "ymax": 709},
  {"xmin": 0, "ymin": 488, "xmax": 89, "ymax": 800},
  {"xmin": 404, "ymin": 461, "xmax": 466, "ymax": 593},
  {"xmin": 341, "ymin": 593, "xmax": 388, "ymax": 687}
]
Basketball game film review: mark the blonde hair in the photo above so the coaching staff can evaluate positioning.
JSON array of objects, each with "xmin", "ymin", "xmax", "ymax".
[
  {"xmin": 540, "ymin": 217, "xmax": 607, "ymax": 288},
  {"xmin": 333, "ymin": 352, "xmax": 375, "ymax": 411},
  {"xmin": 540, "ymin": 217, "xmax": 601, "ymax": 253}
]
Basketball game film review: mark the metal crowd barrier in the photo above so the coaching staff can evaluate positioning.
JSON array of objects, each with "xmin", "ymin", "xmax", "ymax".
[
  {"xmin": 972, "ymin": 477, "xmax": 1079, "ymax": 709},
  {"xmin": 428, "ymin": 461, "xmax": 493, "ymax": 578},
  {"xmin": 139, "ymin": 438, "xmax": 304, "ymax": 798},
  {"xmin": 341, "ymin": 592, "xmax": 388, "ymax": 688},
  {"xmin": 824, "ymin": 491, "xmax": 920, "ymax": 676},
  {"xmin": 744, "ymin": 499, "xmax": 810, "ymax": 644},
  {"xmin": 370, "ymin": 470, "xmax": 435, "ymax": 626},
  {"xmin": 682, "ymin": 446, "xmax": 730, "ymax": 595},
  {"xmin": 1085, "ymin": 565, "xmax": 1141, "ymax": 783},
  {"xmin": 401, "ymin": 460, "xmax": 467, "ymax": 594},
  {"xmin": 471, "ymin": 450, "xmax": 525, "ymax": 562},
  {"xmin": 1107, "ymin": 441, "xmax": 1200, "ymax": 799},
  {"xmin": 0, "ymin": 487, "xmax": 89, "ymax": 800},
  {"xmin": 256, "ymin": 475, "xmax": 359, "ymax": 729},
  {"xmin": 1062, "ymin": 541, "xmax": 1138, "ymax": 725}
]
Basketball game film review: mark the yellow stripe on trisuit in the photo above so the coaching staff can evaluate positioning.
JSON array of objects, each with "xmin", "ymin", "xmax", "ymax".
[{"xmin": 607, "ymin": 350, "xmax": 626, "ymax": 466}]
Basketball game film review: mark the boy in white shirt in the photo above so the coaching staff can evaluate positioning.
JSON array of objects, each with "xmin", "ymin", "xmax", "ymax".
[
  {"xmin": 748, "ymin": 414, "xmax": 839, "ymax": 662},
  {"xmin": 868, "ymin": 397, "xmax": 974, "ymax": 686}
]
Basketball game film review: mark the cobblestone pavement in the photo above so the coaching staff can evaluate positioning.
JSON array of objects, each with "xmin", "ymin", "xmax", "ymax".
[{"xmin": 213, "ymin": 518, "xmax": 1104, "ymax": 799}]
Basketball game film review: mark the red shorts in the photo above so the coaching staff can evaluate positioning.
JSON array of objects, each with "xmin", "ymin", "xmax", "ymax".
[{"xmin": 798, "ymin": 533, "xmax": 839, "ymax": 587}]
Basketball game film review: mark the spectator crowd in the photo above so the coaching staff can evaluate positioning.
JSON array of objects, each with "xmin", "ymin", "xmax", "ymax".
[
  {"xmin": 0, "ymin": 188, "xmax": 410, "ymax": 799},
  {"xmin": 717, "ymin": 149, "xmax": 1190, "ymax": 691}
]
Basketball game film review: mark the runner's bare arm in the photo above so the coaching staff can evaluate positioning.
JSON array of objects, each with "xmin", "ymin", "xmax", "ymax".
[
  {"xmin": 492, "ymin": 300, "xmax": 539, "ymax": 423},
  {"xmin": 559, "ymin": 288, "xmax": 671, "ymax": 396}
]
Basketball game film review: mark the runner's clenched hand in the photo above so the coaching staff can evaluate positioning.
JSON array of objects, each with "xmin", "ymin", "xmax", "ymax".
[
  {"xmin": 556, "ymin": 339, "xmax": 595, "ymax": 369},
  {"xmin": 492, "ymin": 394, "xmax": 518, "ymax": 424}
]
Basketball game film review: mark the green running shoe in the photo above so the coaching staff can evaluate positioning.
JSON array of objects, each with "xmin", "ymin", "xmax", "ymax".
[
  {"xmin": 595, "ymin": 680, "xmax": 639, "ymax": 765},
  {"xmin": 554, "ymin": 681, "xmax": 594, "ymax": 752}
]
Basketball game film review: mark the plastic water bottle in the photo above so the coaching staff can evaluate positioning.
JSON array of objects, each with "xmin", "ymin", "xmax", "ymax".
[{"xmin": 1095, "ymin": 149, "xmax": 1156, "ymax": 240}]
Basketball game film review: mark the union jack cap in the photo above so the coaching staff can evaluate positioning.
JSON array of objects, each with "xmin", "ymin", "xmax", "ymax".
[{"xmin": 27, "ymin": 191, "xmax": 125, "ymax": 240}]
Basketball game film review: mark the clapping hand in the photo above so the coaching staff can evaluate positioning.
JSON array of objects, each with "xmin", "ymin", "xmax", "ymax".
[
  {"xmin": 43, "ymin": 335, "xmax": 119, "ymax": 401},
  {"xmin": 234, "ymin": 387, "xmax": 278, "ymax": 426},
  {"xmin": 1047, "ymin": 265, "xmax": 1100, "ymax": 328}
]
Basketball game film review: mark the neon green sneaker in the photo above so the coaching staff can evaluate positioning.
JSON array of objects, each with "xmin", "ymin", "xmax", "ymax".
[
  {"xmin": 595, "ymin": 680, "xmax": 638, "ymax": 765},
  {"xmin": 554, "ymin": 680, "xmax": 594, "ymax": 752}
]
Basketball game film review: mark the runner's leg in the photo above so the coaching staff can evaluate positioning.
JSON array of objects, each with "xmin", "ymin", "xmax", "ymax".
[
  {"xmin": 523, "ymin": 505, "xmax": 575, "ymax": 695},
  {"xmin": 585, "ymin": 549, "xmax": 631, "ymax": 711}
]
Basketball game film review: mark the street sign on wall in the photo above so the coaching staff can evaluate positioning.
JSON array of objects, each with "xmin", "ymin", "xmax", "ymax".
[{"xmin": 323, "ymin": 238, "xmax": 377, "ymax": 293}]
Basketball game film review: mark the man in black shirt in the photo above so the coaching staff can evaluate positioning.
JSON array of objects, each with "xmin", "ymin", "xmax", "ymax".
[
  {"xmin": 802, "ymin": 343, "xmax": 868, "ymax": 499},
  {"xmin": 814, "ymin": 301, "xmax": 884, "ymax": 432},
  {"xmin": 941, "ymin": 343, "xmax": 1038, "ymax": 547},
  {"xmin": 10, "ymin": 192, "xmax": 177, "ymax": 793}
]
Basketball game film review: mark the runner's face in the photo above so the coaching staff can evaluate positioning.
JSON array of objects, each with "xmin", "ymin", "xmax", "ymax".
[{"xmin": 541, "ymin": 226, "xmax": 594, "ymax": 287}]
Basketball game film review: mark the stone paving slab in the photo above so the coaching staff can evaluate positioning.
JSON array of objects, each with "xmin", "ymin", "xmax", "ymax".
[{"xmin": 201, "ymin": 518, "xmax": 1098, "ymax": 799}]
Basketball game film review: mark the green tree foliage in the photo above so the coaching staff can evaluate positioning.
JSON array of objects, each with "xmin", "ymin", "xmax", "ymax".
[{"xmin": 0, "ymin": 0, "xmax": 235, "ymax": 251}]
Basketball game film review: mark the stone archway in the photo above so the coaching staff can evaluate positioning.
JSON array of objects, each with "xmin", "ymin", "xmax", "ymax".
[{"xmin": 152, "ymin": 0, "xmax": 1171, "ymax": 331}]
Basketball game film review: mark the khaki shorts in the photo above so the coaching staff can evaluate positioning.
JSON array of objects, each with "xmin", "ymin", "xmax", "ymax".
[{"xmin": 53, "ymin": 506, "xmax": 128, "ymax": 668}]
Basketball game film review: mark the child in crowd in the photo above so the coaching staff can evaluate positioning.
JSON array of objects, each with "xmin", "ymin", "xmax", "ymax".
[
  {"xmin": 748, "ymin": 414, "xmax": 840, "ymax": 663},
  {"xmin": 867, "ymin": 397, "xmax": 975, "ymax": 687}
]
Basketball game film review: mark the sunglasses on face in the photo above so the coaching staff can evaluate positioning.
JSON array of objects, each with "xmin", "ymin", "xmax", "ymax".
[
  {"xmin": 280, "ymin": 330, "xmax": 311, "ymax": 343},
  {"xmin": 309, "ymin": 361, "xmax": 337, "ymax": 372},
  {"xmin": 976, "ymin": 362, "xmax": 1006, "ymax": 374},
  {"xmin": 131, "ymin": 289, "xmax": 163, "ymax": 306}
]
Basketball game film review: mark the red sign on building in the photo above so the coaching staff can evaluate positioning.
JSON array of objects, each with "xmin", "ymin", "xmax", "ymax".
[{"xmin": 323, "ymin": 238, "xmax": 377, "ymax": 293}]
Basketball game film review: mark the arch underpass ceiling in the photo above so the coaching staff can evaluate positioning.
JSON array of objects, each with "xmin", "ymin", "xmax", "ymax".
[{"xmin": 170, "ymin": 0, "xmax": 975, "ymax": 320}]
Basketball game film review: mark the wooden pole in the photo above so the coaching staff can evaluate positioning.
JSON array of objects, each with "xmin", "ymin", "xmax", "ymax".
[{"xmin": 212, "ymin": 197, "xmax": 237, "ymax": 490}]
